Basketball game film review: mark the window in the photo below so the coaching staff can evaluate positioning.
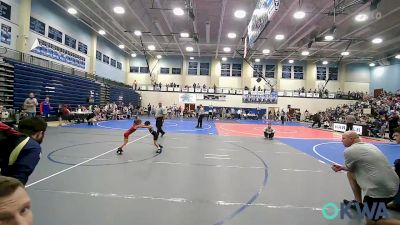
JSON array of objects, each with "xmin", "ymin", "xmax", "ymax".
[
  {"xmin": 96, "ymin": 51, "xmax": 102, "ymax": 60},
  {"xmin": 103, "ymin": 54, "xmax": 110, "ymax": 64},
  {"xmin": 140, "ymin": 67, "xmax": 149, "ymax": 73},
  {"xmin": 293, "ymin": 66, "xmax": 303, "ymax": 79},
  {"xmin": 199, "ymin": 63, "xmax": 210, "ymax": 75},
  {"xmin": 130, "ymin": 66, "xmax": 139, "ymax": 73},
  {"xmin": 328, "ymin": 67, "xmax": 338, "ymax": 80},
  {"xmin": 160, "ymin": 67, "xmax": 170, "ymax": 74},
  {"xmin": 265, "ymin": 65, "xmax": 275, "ymax": 78},
  {"xmin": 221, "ymin": 63, "xmax": 231, "ymax": 76},
  {"xmin": 188, "ymin": 62, "xmax": 198, "ymax": 75},
  {"xmin": 111, "ymin": 59, "xmax": 117, "ymax": 67},
  {"xmin": 232, "ymin": 64, "xmax": 242, "ymax": 77},
  {"xmin": 172, "ymin": 68, "xmax": 181, "ymax": 74},
  {"xmin": 253, "ymin": 65, "xmax": 263, "ymax": 77},
  {"xmin": 282, "ymin": 65, "xmax": 292, "ymax": 79},
  {"xmin": 317, "ymin": 66, "xmax": 327, "ymax": 80}
]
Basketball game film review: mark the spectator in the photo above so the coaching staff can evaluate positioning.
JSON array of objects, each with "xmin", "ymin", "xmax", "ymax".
[
  {"xmin": 39, "ymin": 96, "xmax": 52, "ymax": 120},
  {"xmin": 346, "ymin": 113, "xmax": 356, "ymax": 131},
  {"xmin": 23, "ymin": 93, "xmax": 38, "ymax": 118},
  {"xmin": 133, "ymin": 80, "xmax": 138, "ymax": 90},
  {"xmin": 389, "ymin": 111, "xmax": 399, "ymax": 141},
  {"xmin": 0, "ymin": 176, "xmax": 33, "ymax": 225},
  {"xmin": 0, "ymin": 117, "xmax": 47, "ymax": 184},
  {"xmin": 311, "ymin": 113, "xmax": 321, "ymax": 128},
  {"xmin": 331, "ymin": 131, "xmax": 400, "ymax": 225}
]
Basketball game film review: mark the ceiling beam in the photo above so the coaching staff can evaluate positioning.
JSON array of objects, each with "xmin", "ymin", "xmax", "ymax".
[
  {"xmin": 58, "ymin": 0, "xmax": 140, "ymax": 54},
  {"xmin": 78, "ymin": 0, "xmax": 141, "ymax": 51},
  {"xmin": 215, "ymin": 0, "xmax": 227, "ymax": 59},
  {"xmin": 154, "ymin": 0, "xmax": 185, "ymax": 57},
  {"xmin": 311, "ymin": 6, "xmax": 400, "ymax": 62}
]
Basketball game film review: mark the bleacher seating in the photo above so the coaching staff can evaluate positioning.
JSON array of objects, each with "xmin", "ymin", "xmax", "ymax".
[
  {"xmin": 7, "ymin": 59, "xmax": 101, "ymax": 110},
  {"xmin": 109, "ymin": 85, "xmax": 140, "ymax": 106}
]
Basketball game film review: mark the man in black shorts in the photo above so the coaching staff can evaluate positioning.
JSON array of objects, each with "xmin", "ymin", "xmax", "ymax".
[{"xmin": 144, "ymin": 121, "xmax": 163, "ymax": 153}]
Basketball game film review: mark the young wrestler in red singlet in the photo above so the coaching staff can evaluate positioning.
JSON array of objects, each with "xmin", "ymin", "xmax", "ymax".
[{"xmin": 116, "ymin": 119, "xmax": 150, "ymax": 155}]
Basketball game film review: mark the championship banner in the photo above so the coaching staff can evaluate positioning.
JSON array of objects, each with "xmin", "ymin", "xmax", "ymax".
[
  {"xmin": 247, "ymin": 0, "xmax": 280, "ymax": 48},
  {"xmin": 179, "ymin": 93, "xmax": 196, "ymax": 103},
  {"xmin": 197, "ymin": 94, "xmax": 227, "ymax": 101},
  {"xmin": 242, "ymin": 92, "xmax": 278, "ymax": 104}
]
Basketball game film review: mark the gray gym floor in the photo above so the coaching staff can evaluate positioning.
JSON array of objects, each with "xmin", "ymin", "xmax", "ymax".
[{"xmin": 26, "ymin": 127, "xmax": 400, "ymax": 225}]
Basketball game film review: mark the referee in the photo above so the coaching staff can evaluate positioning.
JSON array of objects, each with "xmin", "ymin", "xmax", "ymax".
[{"xmin": 155, "ymin": 102, "xmax": 166, "ymax": 137}]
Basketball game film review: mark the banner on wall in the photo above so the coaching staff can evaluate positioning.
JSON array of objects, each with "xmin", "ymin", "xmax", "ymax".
[
  {"xmin": 242, "ymin": 91, "xmax": 278, "ymax": 104},
  {"xmin": 30, "ymin": 38, "xmax": 86, "ymax": 69},
  {"xmin": 0, "ymin": 23, "xmax": 11, "ymax": 45},
  {"xmin": 179, "ymin": 93, "xmax": 196, "ymax": 103},
  {"xmin": 197, "ymin": 94, "xmax": 227, "ymax": 101}
]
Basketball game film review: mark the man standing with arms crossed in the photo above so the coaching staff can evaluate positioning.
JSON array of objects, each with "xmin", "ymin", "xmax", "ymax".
[{"xmin": 155, "ymin": 102, "xmax": 166, "ymax": 137}]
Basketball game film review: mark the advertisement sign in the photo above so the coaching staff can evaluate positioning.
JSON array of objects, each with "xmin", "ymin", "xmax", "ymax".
[{"xmin": 333, "ymin": 123, "xmax": 363, "ymax": 135}]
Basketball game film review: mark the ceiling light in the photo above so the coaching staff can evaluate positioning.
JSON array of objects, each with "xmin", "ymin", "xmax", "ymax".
[
  {"xmin": 262, "ymin": 49, "xmax": 270, "ymax": 54},
  {"xmin": 369, "ymin": 63, "xmax": 375, "ymax": 67},
  {"xmin": 223, "ymin": 47, "xmax": 231, "ymax": 52},
  {"xmin": 173, "ymin": 7, "xmax": 184, "ymax": 16},
  {"xmin": 275, "ymin": 34, "xmax": 285, "ymax": 40},
  {"xmin": 255, "ymin": 58, "xmax": 260, "ymax": 62},
  {"xmin": 301, "ymin": 51, "xmax": 310, "ymax": 56},
  {"xmin": 148, "ymin": 45, "xmax": 155, "ymax": 51},
  {"xmin": 118, "ymin": 44, "xmax": 124, "ymax": 49},
  {"xmin": 186, "ymin": 46, "xmax": 194, "ymax": 52},
  {"xmin": 227, "ymin": 33, "xmax": 237, "ymax": 39},
  {"xmin": 180, "ymin": 32, "xmax": 190, "ymax": 38},
  {"xmin": 190, "ymin": 57, "xmax": 194, "ymax": 60},
  {"xmin": 134, "ymin": 30, "xmax": 142, "ymax": 36},
  {"xmin": 293, "ymin": 11, "xmax": 306, "ymax": 19},
  {"xmin": 289, "ymin": 59, "xmax": 294, "ymax": 63},
  {"xmin": 234, "ymin": 10, "xmax": 246, "ymax": 18},
  {"xmin": 222, "ymin": 57, "xmax": 227, "ymax": 61},
  {"xmin": 131, "ymin": 53, "xmax": 137, "ymax": 57},
  {"xmin": 341, "ymin": 51, "xmax": 350, "ymax": 56},
  {"xmin": 156, "ymin": 55, "xmax": 162, "ymax": 59},
  {"xmin": 113, "ymin": 6, "xmax": 125, "ymax": 14},
  {"xmin": 324, "ymin": 35, "xmax": 334, "ymax": 41},
  {"xmin": 371, "ymin": 38, "xmax": 383, "ymax": 44},
  {"xmin": 355, "ymin": 14, "xmax": 368, "ymax": 22},
  {"xmin": 396, "ymin": 54, "xmax": 400, "ymax": 59},
  {"xmin": 67, "ymin": 8, "xmax": 77, "ymax": 15},
  {"xmin": 98, "ymin": 30, "xmax": 106, "ymax": 35},
  {"xmin": 322, "ymin": 61, "xmax": 328, "ymax": 65}
]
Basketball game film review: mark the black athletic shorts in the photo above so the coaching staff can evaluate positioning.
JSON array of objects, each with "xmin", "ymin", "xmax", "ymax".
[
  {"xmin": 151, "ymin": 131, "xmax": 159, "ymax": 141},
  {"xmin": 363, "ymin": 195, "xmax": 393, "ymax": 221}
]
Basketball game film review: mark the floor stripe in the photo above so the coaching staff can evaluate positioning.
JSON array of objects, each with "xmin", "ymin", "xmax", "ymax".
[
  {"xmin": 30, "ymin": 188, "xmax": 322, "ymax": 211},
  {"xmin": 204, "ymin": 156, "xmax": 232, "ymax": 160},
  {"xmin": 26, "ymin": 134, "xmax": 151, "ymax": 188},
  {"xmin": 312, "ymin": 142, "xmax": 341, "ymax": 165}
]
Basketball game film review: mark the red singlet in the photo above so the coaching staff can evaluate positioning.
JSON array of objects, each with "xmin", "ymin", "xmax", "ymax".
[{"xmin": 124, "ymin": 125, "xmax": 139, "ymax": 138}]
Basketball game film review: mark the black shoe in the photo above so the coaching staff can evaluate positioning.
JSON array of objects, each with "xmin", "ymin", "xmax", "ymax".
[
  {"xmin": 161, "ymin": 133, "xmax": 165, "ymax": 137},
  {"xmin": 156, "ymin": 148, "xmax": 162, "ymax": 154},
  {"xmin": 343, "ymin": 199, "xmax": 363, "ymax": 210},
  {"xmin": 116, "ymin": 148, "xmax": 123, "ymax": 155},
  {"xmin": 159, "ymin": 145, "xmax": 163, "ymax": 149}
]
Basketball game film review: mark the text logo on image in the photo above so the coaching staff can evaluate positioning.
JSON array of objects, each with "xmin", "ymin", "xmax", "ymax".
[{"xmin": 321, "ymin": 202, "xmax": 388, "ymax": 220}]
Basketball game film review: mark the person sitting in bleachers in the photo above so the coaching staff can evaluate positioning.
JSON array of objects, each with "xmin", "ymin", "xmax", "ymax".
[{"xmin": 264, "ymin": 124, "xmax": 275, "ymax": 139}]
